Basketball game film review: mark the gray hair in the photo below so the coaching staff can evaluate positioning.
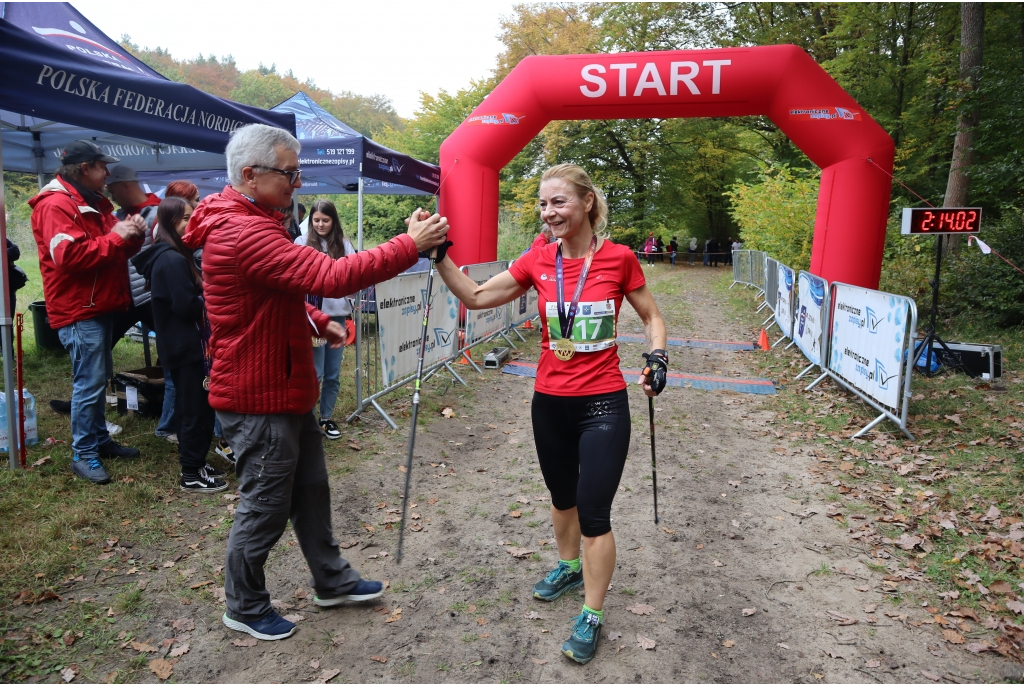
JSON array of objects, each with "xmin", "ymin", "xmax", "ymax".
[{"xmin": 226, "ymin": 124, "xmax": 300, "ymax": 186}]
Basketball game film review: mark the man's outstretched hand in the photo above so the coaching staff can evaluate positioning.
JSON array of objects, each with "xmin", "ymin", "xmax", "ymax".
[{"xmin": 406, "ymin": 208, "xmax": 449, "ymax": 254}]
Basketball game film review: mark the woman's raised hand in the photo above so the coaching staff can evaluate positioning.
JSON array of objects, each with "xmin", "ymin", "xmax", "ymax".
[{"xmin": 406, "ymin": 208, "xmax": 449, "ymax": 253}]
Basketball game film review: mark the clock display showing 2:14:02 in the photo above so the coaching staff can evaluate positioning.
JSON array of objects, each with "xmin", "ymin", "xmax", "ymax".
[{"xmin": 901, "ymin": 207, "xmax": 982, "ymax": 235}]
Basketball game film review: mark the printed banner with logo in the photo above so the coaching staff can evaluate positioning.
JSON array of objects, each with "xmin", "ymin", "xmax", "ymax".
[
  {"xmin": 774, "ymin": 262, "xmax": 795, "ymax": 338},
  {"xmin": 794, "ymin": 271, "xmax": 828, "ymax": 367},
  {"xmin": 462, "ymin": 261, "xmax": 509, "ymax": 345},
  {"xmin": 509, "ymin": 287, "xmax": 539, "ymax": 327},
  {"xmin": 827, "ymin": 283, "xmax": 911, "ymax": 411},
  {"xmin": 375, "ymin": 271, "xmax": 458, "ymax": 386}
]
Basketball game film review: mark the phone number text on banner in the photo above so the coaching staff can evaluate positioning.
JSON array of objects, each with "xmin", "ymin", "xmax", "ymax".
[
  {"xmin": 775, "ymin": 262, "xmax": 795, "ymax": 338},
  {"xmin": 375, "ymin": 271, "xmax": 459, "ymax": 386},
  {"xmin": 827, "ymin": 284, "xmax": 911, "ymax": 411},
  {"xmin": 794, "ymin": 271, "xmax": 827, "ymax": 367},
  {"xmin": 463, "ymin": 261, "xmax": 509, "ymax": 344}
]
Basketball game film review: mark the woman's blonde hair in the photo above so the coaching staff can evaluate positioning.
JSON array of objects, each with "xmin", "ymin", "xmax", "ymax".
[{"xmin": 541, "ymin": 163, "xmax": 609, "ymax": 236}]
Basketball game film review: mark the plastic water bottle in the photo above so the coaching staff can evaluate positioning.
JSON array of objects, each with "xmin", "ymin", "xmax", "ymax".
[{"xmin": 0, "ymin": 389, "xmax": 39, "ymax": 452}]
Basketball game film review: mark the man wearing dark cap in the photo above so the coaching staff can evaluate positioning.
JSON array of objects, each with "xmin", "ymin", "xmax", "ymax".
[{"xmin": 28, "ymin": 141, "xmax": 147, "ymax": 484}]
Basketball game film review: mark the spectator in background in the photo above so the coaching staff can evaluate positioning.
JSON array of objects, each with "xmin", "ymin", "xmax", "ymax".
[
  {"xmin": 6, "ymin": 238, "xmax": 27, "ymax": 314},
  {"xmin": 164, "ymin": 181, "xmax": 234, "ymax": 466},
  {"xmin": 642, "ymin": 232, "xmax": 657, "ymax": 266},
  {"xmin": 529, "ymin": 223, "xmax": 554, "ymax": 253},
  {"xmin": 725, "ymin": 237, "xmax": 734, "ymax": 266},
  {"xmin": 709, "ymin": 237, "xmax": 721, "ymax": 267},
  {"xmin": 132, "ymin": 197, "xmax": 227, "ymax": 493},
  {"xmin": 296, "ymin": 200, "xmax": 355, "ymax": 440},
  {"xmin": 669, "ymin": 236, "xmax": 678, "ymax": 267},
  {"xmin": 29, "ymin": 141, "xmax": 145, "ymax": 485},
  {"xmin": 688, "ymin": 236, "xmax": 697, "ymax": 266},
  {"xmin": 655, "ymin": 236, "xmax": 665, "ymax": 263},
  {"xmin": 703, "ymin": 238, "xmax": 711, "ymax": 266}
]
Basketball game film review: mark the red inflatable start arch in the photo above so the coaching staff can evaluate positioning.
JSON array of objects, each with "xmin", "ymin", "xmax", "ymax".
[{"xmin": 439, "ymin": 45, "xmax": 894, "ymax": 289}]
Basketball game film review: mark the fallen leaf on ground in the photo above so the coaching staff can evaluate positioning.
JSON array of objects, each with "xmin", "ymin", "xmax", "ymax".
[
  {"xmin": 637, "ymin": 634, "xmax": 656, "ymax": 650},
  {"xmin": 171, "ymin": 618, "xmax": 194, "ymax": 633},
  {"xmin": 823, "ymin": 649, "xmax": 844, "ymax": 659},
  {"xmin": 965, "ymin": 641, "xmax": 994, "ymax": 653},
  {"xmin": 369, "ymin": 655, "xmax": 387, "ymax": 663},
  {"xmin": 777, "ymin": 643, "xmax": 789, "ymax": 650},
  {"xmin": 271, "ymin": 599, "xmax": 293, "ymax": 611},
  {"xmin": 525, "ymin": 611, "xmax": 542, "ymax": 620},
  {"xmin": 61, "ymin": 667, "xmax": 77, "ymax": 682},
  {"xmin": 855, "ymin": 585, "xmax": 871, "ymax": 592},
  {"xmin": 477, "ymin": 617, "xmax": 487, "ymax": 626},
  {"xmin": 509, "ymin": 510, "xmax": 522, "ymax": 518},
  {"xmin": 310, "ymin": 659, "xmax": 319, "ymax": 670},
  {"xmin": 742, "ymin": 607, "xmax": 756, "ymax": 616},
  {"xmin": 863, "ymin": 604, "xmax": 877, "ymax": 614},
  {"xmin": 944, "ymin": 414, "xmax": 962, "ymax": 425},
  {"xmin": 332, "ymin": 635, "xmax": 345, "ymax": 645},
  {"xmin": 233, "ymin": 637, "xmax": 257, "ymax": 647},
  {"xmin": 319, "ymin": 668, "xmax": 340, "ymax": 683},
  {"xmin": 362, "ymin": 524, "xmax": 376, "ymax": 533},
  {"xmin": 530, "ymin": 657, "xmax": 547, "ymax": 665},
  {"xmin": 1007, "ymin": 601, "xmax": 1024, "ymax": 615},
  {"xmin": 990, "ymin": 580, "xmax": 1012, "ymax": 594},
  {"xmin": 507, "ymin": 547, "xmax": 535, "ymax": 558},
  {"xmin": 661, "ymin": 526, "xmax": 676, "ymax": 534},
  {"xmin": 942, "ymin": 629, "xmax": 965, "ymax": 644},
  {"xmin": 32, "ymin": 456, "xmax": 52, "ymax": 468},
  {"xmin": 608, "ymin": 631, "xmax": 622, "ymax": 641},
  {"xmin": 712, "ymin": 560, "xmax": 724, "ymax": 567},
  {"xmin": 131, "ymin": 641, "xmax": 157, "ymax": 653},
  {"xmin": 517, "ymin": 496, "xmax": 530, "ymax": 504},
  {"xmin": 148, "ymin": 658, "xmax": 173, "ymax": 680},
  {"xmin": 722, "ymin": 639, "xmax": 735, "ymax": 648},
  {"xmin": 826, "ymin": 611, "xmax": 857, "ymax": 625},
  {"xmin": 921, "ymin": 670, "xmax": 942, "ymax": 682},
  {"xmin": 864, "ymin": 659, "xmax": 881, "ymax": 669},
  {"xmin": 385, "ymin": 607, "xmax": 402, "ymax": 623},
  {"xmin": 627, "ymin": 604, "xmax": 655, "ymax": 615},
  {"xmin": 169, "ymin": 643, "xmax": 189, "ymax": 658},
  {"xmin": 441, "ymin": 407, "xmax": 455, "ymax": 418}
]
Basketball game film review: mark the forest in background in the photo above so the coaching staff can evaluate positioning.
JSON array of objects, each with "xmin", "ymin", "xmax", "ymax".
[{"xmin": 5, "ymin": 2, "xmax": 1024, "ymax": 324}]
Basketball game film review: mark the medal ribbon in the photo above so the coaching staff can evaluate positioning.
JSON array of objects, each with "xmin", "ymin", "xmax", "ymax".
[{"xmin": 555, "ymin": 235, "xmax": 598, "ymax": 341}]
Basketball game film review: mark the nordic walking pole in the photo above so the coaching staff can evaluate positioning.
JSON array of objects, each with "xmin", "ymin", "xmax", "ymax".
[
  {"xmin": 648, "ymin": 394, "xmax": 660, "ymax": 524},
  {"xmin": 396, "ymin": 246, "xmax": 437, "ymax": 564}
]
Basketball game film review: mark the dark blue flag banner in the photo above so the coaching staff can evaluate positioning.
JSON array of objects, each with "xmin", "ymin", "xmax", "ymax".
[{"xmin": 0, "ymin": 2, "xmax": 295, "ymax": 174}]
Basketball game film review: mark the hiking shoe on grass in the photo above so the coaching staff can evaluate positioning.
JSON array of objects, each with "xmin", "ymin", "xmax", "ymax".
[
  {"xmin": 533, "ymin": 561, "xmax": 583, "ymax": 601},
  {"xmin": 314, "ymin": 579, "xmax": 384, "ymax": 607},
  {"xmin": 71, "ymin": 457, "xmax": 110, "ymax": 485},
  {"xmin": 215, "ymin": 439, "xmax": 236, "ymax": 465},
  {"xmin": 561, "ymin": 611, "xmax": 602, "ymax": 664},
  {"xmin": 180, "ymin": 470, "xmax": 228, "ymax": 493},
  {"xmin": 221, "ymin": 611, "xmax": 295, "ymax": 641},
  {"xmin": 49, "ymin": 399, "xmax": 71, "ymax": 415},
  {"xmin": 319, "ymin": 419, "xmax": 342, "ymax": 440},
  {"xmin": 99, "ymin": 440, "xmax": 139, "ymax": 459}
]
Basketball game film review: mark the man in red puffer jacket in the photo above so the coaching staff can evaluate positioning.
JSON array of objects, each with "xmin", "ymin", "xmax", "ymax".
[{"xmin": 185, "ymin": 124, "xmax": 449, "ymax": 642}]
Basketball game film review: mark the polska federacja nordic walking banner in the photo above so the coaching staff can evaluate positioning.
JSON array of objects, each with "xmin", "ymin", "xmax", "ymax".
[
  {"xmin": 376, "ymin": 272, "xmax": 458, "ymax": 386},
  {"xmin": 462, "ymin": 261, "xmax": 509, "ymax": 344},
  {"xmin": 827, "ymin": 284, "xmax": 911, "ymax": 411},
  {"xmin": 774, "ymin": 262, "xmax": 795, "ymax": 339},
  {"xmin": 794, "ymin": 271, "xmax": 828, "ymax": 367}
]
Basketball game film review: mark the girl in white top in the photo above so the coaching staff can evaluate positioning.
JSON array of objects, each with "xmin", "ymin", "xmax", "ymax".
[{"xmin": 294, "ymin": 200, "xmax": 355, "ymax": 439}]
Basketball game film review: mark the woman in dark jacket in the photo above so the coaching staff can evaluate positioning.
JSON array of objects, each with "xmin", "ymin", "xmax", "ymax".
[{"xmin": 131, "ymin": 197, "xmax": 227, "ymax": 493}]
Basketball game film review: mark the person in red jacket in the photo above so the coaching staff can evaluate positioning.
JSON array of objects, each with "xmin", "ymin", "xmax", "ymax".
[
  {"xmin": 28, "ymin": 140, "xmax": 147, "ymax": 485},
  {"xmin": 184, "ymin": 123, "xmax": 449, "ymax": 642}
]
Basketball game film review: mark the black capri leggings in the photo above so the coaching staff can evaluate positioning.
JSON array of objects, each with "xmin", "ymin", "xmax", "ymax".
[{"xmin": 531, "ymin": 389, "xmax": 631, "ymax": 537}]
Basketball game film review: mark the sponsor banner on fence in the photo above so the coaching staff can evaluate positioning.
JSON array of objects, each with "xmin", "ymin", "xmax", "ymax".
[
  {"xmin": 775, "ymin": 262, "xmax": 795, "ymax": 338},
  {"xmin": 509, "ymin": 287, "xmax": 539, "ymax": 327},
  {"xmin": 828, "ymin": 284, "xmax": 911, "ymax": 411},
  {"xmin": 794, "ymin": 271, "xmax": 827, "ymax": 367},
  {"xmin": 375, "ymin": 271, "xmax": 459, "ymax": 386},
  {"xmin": 463, "ymin": 261, "xmax": 509, "ymax": 344}
]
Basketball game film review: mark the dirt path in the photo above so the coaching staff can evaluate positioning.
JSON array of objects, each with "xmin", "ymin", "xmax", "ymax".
[{"xmin": 42, "ymin": 265, "xmax": 1005, "ymax": 683}]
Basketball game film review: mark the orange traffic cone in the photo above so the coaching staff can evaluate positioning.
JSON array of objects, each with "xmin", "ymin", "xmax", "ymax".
[
  {"xmin": 457, "ymin": 347, "xmax": 474, "ymax": 365},
  {"xmin": 457, "ymin": 330, "xmax": 472, "ymax": 365},
  {"xmin": 758, "ymin": 328, "xmax": 770, "ymax": 351},
  {"xmin": 522, "ymin": 318, "xmax": 534, "ymax": 330}
]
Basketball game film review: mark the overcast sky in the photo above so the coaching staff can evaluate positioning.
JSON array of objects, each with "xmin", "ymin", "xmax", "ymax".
[{"xmin": 72, "ymin": 0, "xmax": 518, "ymax": 118}]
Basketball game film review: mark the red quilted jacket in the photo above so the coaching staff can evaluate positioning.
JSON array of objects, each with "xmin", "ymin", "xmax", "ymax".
[{"xmin": 187, "ymin": 186, "xmax": 418, "ymax": 414}]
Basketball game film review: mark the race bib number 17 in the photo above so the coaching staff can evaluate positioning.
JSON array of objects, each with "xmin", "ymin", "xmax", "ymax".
[{"xmin": 545, "ymin": 300, "xmax": 617, "ymax": 353}]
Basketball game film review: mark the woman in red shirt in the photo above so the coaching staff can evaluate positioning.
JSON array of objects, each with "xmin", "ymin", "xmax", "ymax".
[{"xmin": 435, "ymin": 163, "xmax": 667, "ymax": 664}]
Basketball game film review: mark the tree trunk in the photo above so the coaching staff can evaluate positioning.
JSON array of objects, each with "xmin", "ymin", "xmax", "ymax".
[{"xmin": 943, "ymin": 2, "xmax": 985, "ymax": 253}]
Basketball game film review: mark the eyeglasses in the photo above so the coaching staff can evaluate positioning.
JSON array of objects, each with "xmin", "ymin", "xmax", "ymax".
[{"xmin": 253, "ymin": 165, "xmax": 302, "ymax": 185}]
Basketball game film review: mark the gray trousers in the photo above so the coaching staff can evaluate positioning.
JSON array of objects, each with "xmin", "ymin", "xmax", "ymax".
[{"xmin": 218, "ymin": 410, "xmax": 360, "ymax": 622}]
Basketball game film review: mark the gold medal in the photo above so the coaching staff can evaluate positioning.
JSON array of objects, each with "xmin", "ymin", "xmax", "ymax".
[{"xmin": 553, "ymin": 337, "xmax": 575, "ymax": 361}]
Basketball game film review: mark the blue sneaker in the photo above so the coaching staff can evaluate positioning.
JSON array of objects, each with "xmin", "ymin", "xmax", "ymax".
[
  {"xmin": 561, "ymin": 611, "xmax": 603, "ymax": 664},
  {"xmin": 533, "ymin": 561, "xmax": 583, "ymax": 601},
  {"xmin": 70, "ymin": 457, "xmax": 110, "ymax": 485},
  {"xmin": 221, "ymin": 610, "xmax": 296, "ymax": 641},
  {"xmin": 314, "ymin": 579, "xmax": 384, "ymax": 607}
]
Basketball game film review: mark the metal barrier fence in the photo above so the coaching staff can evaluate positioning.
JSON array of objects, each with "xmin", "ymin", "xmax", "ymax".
[
  {"xmin": 731, "ymin": 250, "xmax": 753, "ymax": 288},
  {"xmin": 792, "ymin": 270, "xmax": 830, "ymax": 388},
  {"xmin": 760, "ymin": 257, "xmax": 778, "ymax": 317}
]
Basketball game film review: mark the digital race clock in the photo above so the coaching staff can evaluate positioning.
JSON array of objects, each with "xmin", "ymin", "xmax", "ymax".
[{"xmin": 901, "ymin": 207, "xmax": 982, "ymax": 235}]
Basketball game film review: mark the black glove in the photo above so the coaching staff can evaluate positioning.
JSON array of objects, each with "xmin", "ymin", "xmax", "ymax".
[
  {"xmin": 641, "ymin": 349, "xmax": 669, "ymax": 395},
  {"xmin": 419, "ymin": 240, "xmax": 453, "ymax": 264}
]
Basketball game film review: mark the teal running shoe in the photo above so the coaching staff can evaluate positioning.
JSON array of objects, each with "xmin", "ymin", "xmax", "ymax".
[
  {"xmin": 532, "ymin": 561, "xmax": 583, "ymax": 601},
  {"xmin": 561, "ymin": 611, "xmax": 602, "ymax": 664}
]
